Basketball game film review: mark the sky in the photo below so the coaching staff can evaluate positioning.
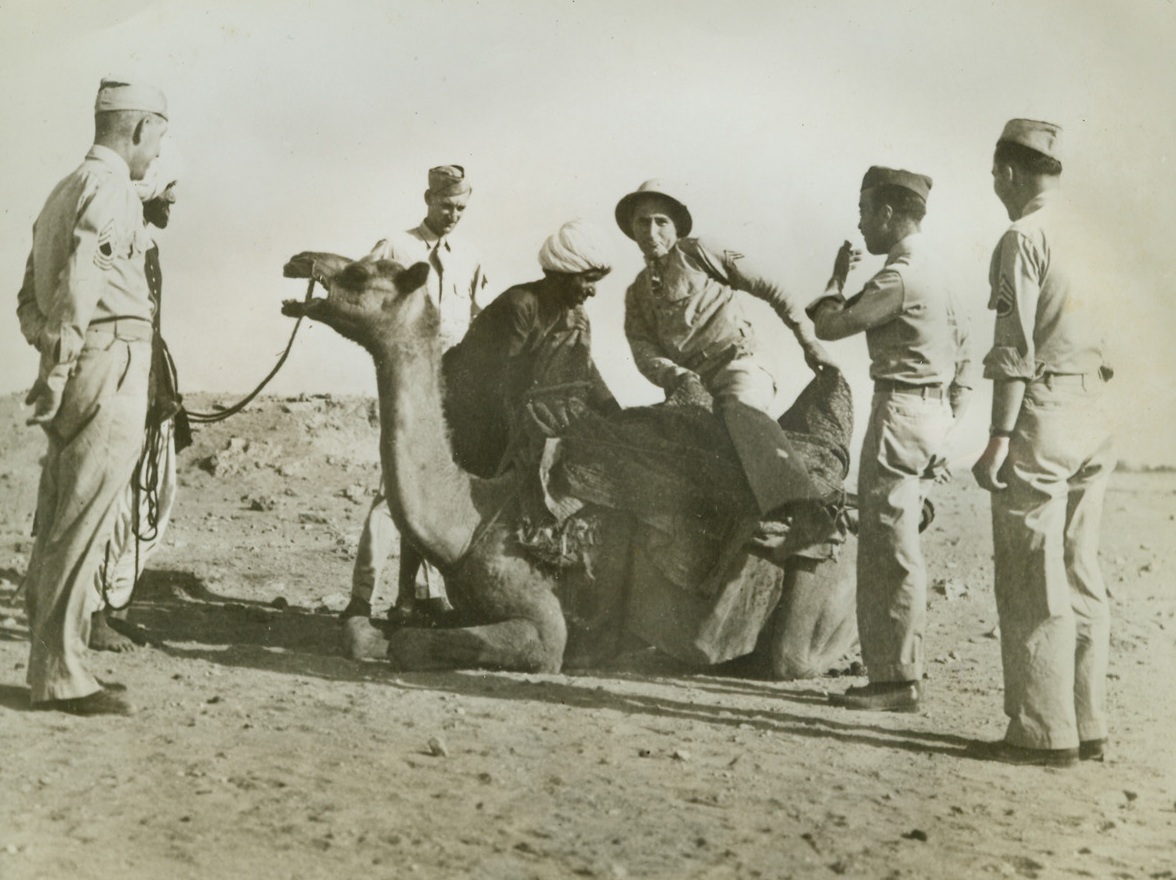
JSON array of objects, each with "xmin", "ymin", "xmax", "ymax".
[{"xmin": 1, "ymin": 0, "xmax": 1174, "ymax": 467}]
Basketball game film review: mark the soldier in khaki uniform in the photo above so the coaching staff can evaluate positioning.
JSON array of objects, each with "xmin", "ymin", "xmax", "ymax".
[
  {"xmin": 89, "ymin": 149, "xmax": 186, "ymax": 653},
  {"xmin": 808, "ymin": 167, "xmax": 973, "ymax": 712},
  {"xmin": 341, "ymin": 165, "xmax": 489, "ymax": 623},
  {"xmin": 971, "ymin": 120, "xmax": 1114, "ymax": 767},
  {"xmin": 15, "ymin": 79, "xmax": 169, "ymax": 715},
  {"xmin": 618, "ymin": 179, "xmax": 833, "ymax": 417}
]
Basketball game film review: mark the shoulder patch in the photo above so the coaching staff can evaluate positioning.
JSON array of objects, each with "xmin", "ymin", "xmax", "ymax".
[
  {"xmin": 724, "ymin": 249, "xmax": 744, "ymax": 263},
  {"xmin": 94, "ymin": 220, "xmax": 116, "ymax": 270},
  {"xmin": 994, "ymin": 275, "xmax": 1016, "ymax": 317}
]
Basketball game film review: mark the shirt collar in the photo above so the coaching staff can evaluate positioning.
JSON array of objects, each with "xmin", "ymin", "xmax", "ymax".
[
  {"xmin": 886, "ymin": 231, "xmax": 921, "ymax": 265},
  {"xmin": 416, "ymin": 221, "xmax": 451, "ymax": 251},
  {"xmin": 86, "ymin": 144, "xmax": 132, "ymax": 180}
]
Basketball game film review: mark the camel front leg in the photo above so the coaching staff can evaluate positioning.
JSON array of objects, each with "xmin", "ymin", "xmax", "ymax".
[{"xmin": 387, "ymin": 594, "xmax": 567, "ymax": 673}]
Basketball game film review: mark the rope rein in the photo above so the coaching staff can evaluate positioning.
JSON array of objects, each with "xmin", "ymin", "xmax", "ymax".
[
  {"xmin": 183, "ymin": 276, "xmax": 317, "ymax": 423},
  {"xmin": 97, "ymin": 275, "xmax": 317, "ymax": 611}
]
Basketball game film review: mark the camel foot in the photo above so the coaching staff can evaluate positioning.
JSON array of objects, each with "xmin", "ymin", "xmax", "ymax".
[
  {"xmin": 89, "ymin": 612, "xmax": 138, "ymax": 653},
  {"xmin": 342, "ymin": 617, "xmax": 390, "ymax": 661}
]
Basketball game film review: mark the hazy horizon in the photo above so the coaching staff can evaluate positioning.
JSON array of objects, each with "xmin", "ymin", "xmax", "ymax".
[{"xmin": 3, "ymin": 0, "xmax": 1174, "ymax": 466}]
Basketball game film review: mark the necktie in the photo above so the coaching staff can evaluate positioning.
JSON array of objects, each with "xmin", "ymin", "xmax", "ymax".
[{"xmin": 432, "ymin": 237, "xmax": 446, "ymax": 304}]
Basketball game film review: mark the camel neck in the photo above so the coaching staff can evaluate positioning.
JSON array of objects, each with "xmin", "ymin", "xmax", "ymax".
[{"xmin": 371, "ymin": 336, "xmax": 479, "ymax": 565}]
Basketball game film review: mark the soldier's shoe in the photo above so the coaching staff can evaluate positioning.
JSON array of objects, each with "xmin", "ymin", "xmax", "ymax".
[
  {"xmin": 969, "ymin": 740, "xmax": 1078, "ymax": 768},
  {"xmin": 339, "ymin": 597, "xmax": 372, "ymax": 622},
  {"xmin": 33, "ymin": 689, "xmax": 132, "ymax": 717},
  {"xmin": 828, "ymin": 681, "xmax": 922, "ymax": 713},
  {"xmin": 1079, "ymin": 739, "xmax": 1106, "ymax": 762}
]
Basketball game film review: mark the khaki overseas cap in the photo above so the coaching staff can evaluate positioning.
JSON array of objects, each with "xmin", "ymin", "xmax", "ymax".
[
  {"xmin": 614, "ymin": 179, "xmax": 693, "ymax": 240},
  {"xmin": 860, "ymin": 166, "xmax": 932, "ymax": 202},
  {"xmin": 95, "ymin": 78, "xmax": 168, "ymax": 119},
  {"xmin": 427, "ymin": 165, "xmax": 471, "ymax": 196},
  {"xmin": 998, "ymin": 118, "xmax": 1062, "ymax": 161}
]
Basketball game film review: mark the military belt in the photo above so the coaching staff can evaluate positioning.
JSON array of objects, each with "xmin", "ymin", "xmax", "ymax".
[
  {"xmin": 873, "ymin": 379, "xmax": 948, "ymax": 400},
  {"xmin": 85, "ymin": 316, "xmax": 154, "ymax": 344}
]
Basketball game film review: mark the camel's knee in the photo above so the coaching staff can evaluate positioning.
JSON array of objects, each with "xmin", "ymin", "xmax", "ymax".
[
  {"xmin": 342, "ymin": 617, "xmax": 390, "ymax": 661},
  {"xmin": 523, "ymin": 601, "xmax": 567, "ymax": 673}
]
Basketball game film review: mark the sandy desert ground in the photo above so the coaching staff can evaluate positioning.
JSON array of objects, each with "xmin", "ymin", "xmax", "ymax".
[{"xmin": 0, "ymin": 391, "xmax": 1173, "ymax": 880}]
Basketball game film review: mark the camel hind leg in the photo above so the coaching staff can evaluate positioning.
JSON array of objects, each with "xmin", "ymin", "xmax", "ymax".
[
  {"xmin": 386, "ymin": 589, "xmax": 567, "ymax": 673},
  {"xmin": 758, "ymin": 546, "xmax": 858, "ymax": 679}
]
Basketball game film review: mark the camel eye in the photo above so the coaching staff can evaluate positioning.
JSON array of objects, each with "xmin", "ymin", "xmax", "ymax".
[{"xmin": 337, "ymin": 260, "xmax": 375, "ymax": 290}]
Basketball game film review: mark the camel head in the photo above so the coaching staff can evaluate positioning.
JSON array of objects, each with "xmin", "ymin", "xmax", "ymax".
[{"xmin": 282, "ymin": 253, "xmax": 434, "ymax": 353}]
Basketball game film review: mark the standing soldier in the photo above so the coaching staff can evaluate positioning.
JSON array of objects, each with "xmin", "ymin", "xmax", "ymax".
[
  {"xmin": 340, "ymin": 165, "xmax": 489, "ymax": 623},
  {"xmin": 808, "ymin": 167, "xmax": 973, "ymax": 712},
  {"xmin": 971, "ymin": 120, "xmax": 1114, "ymax": 767},
  {"xmin": 15, "ymin": 79, "xmax": 168, "ymax": 715},
  {"xmin": 89, "ymin": 149, "xmax": 188, "ymax": 652}
]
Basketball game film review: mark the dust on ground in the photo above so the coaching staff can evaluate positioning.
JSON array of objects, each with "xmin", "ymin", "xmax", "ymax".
[{"xmin": 1, "ymin": 392, "xmax": 1173, "ymax": 880}]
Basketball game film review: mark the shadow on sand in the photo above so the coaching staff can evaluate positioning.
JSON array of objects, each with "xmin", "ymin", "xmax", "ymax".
[{"xmin": 102, "ymin": 567, "xmax": 981, "ymax": 761}]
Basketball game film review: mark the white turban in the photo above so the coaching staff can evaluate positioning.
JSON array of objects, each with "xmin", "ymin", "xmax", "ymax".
[
  {"xmin": 134, "ymin": 137, "xmax": 183, "ymax": 202},
  {"xmin": 538, "ymin": 219, "xmax": 612, "ymax": 275}
]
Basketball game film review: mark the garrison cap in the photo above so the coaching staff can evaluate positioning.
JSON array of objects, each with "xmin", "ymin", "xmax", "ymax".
[
  {"xmin": 997, "ymin": 118, "xmax": 1063, "ymax": 162},
  {"xmin": 95, "ymin": 78, "xmax": 168, "ymax": 120},
  {"xmin": 615, "ymin": 179, "xmax": 693, "ymax": 239},
  {"xmin": 860, "ymin": 166, "xmax": 932, "ymax": 202},
  {"xmin": 427, "ymin": 165, "xmax": 471, "ymax": 197}
]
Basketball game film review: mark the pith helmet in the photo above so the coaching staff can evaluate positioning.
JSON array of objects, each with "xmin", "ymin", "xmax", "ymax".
[{"xmin": 615, "ymin": 179, "xmax": 693, "ymax": 240}]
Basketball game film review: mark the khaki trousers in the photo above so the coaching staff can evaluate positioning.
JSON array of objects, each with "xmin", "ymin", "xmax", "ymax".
[
  {"xmin": 704, "ymin": 356, "xmax": 778, "ymax": 415},
  {"xmin": 24, "ymin": 329, "xmax": 150, "ymax": 701},
  {"xmin": 992, "ymin": 375, "xmax": 1113, "ymax": 750},
  {"xmin": 97, "ymin": 417, "xmax": 178, "ymax": 610},
  {"xmin": 856, "ymin": 390, "xmax": 953, "ymax": 683},
  {"xmin": 350, "ymin": 485, "xmax": 447, "ymax": 607}
]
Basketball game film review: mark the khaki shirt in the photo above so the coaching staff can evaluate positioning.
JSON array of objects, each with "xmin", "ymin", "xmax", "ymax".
[
  {"xmin": 809, "ymin": 233, "xmax": 973, "ymax": 390},
  {"xmin": 368, "ymin": 222, "xmax": 488, "ymax": 351},
  {"xmin": 17, "ymin": 145, "xmax": 154, "ymax": 385},
  {"xmin": 623, "ymin": 237, "xmax": 811, "ymax": 390},
  {"xmin": 983, "ymin": 193, "xmax": 1107, "ymax": 381}
]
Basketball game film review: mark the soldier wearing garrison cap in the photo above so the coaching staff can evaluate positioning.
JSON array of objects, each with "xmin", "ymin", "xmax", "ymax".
[
  {"xmin": 970, "ymin": 120, "xmax": 1115, "ymax": 767},
  {"xmin": 341, "ymin": 164, "xmax": 489, "ymax": 625},
  {"xmin": 808, "ymin": 166, "xmax": 974, "ymax": 713},
  {"xmin": 89, "ymin": 147, "xmax": 189, "ymax": 653},
  {"xmin": 14, "ymin": 77, "xmax": 169, "ymax": 715}
]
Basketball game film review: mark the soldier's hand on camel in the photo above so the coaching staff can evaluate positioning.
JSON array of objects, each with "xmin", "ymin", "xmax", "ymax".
[
  {"xmin": 666, "ymin": 372, "xmax": 712, "ymax": 409},
  {"xmin": 803, "ymin": 340, "xmax": 838, "ymax": 374}
]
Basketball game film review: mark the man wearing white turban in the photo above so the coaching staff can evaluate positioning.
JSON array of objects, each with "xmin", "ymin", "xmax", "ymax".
[{"xmin": 442, "ymin": 219, "xmax": 620, "ymax": 479}]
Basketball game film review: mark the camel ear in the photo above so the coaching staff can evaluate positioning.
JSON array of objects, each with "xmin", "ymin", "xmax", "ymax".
[{"xmin": 395, "ymin": 261, "xmax": 431, "ymax": 295}]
